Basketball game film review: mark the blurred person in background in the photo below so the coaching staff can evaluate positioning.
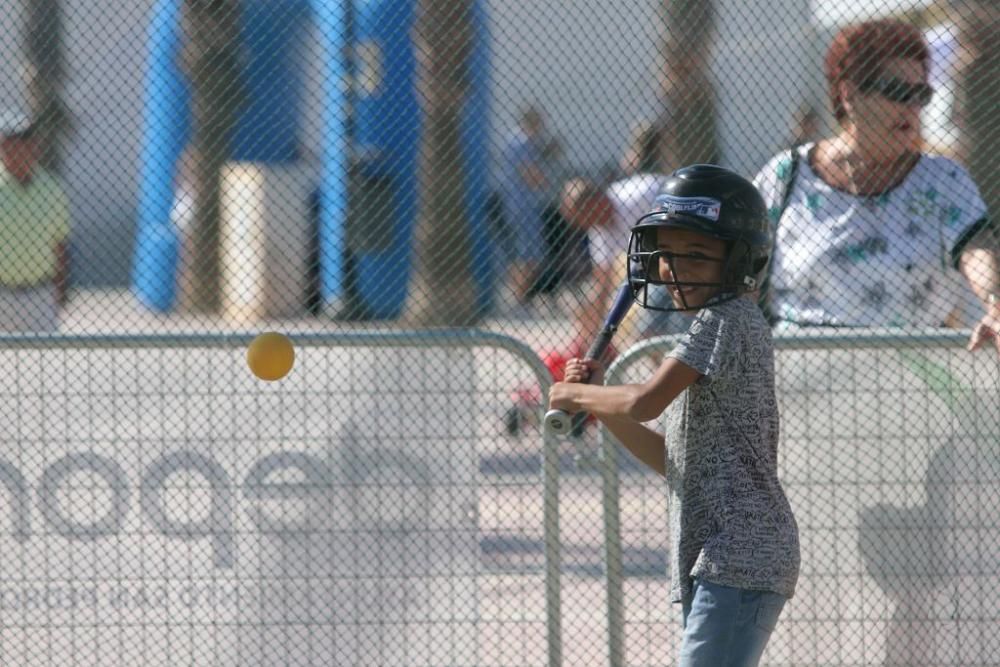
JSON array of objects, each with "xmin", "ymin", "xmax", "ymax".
[
  {"xmin": 754, "ymin": 19, "xmax": 1000, "ymax": 354},
  {"xmin": 0, "ymin": 110, "xmax": 70, "ymax": 332},
  {"xmin": 498, "ymin": 106, "xmax": 556, "ymax": 311},
  {"xmin": 517, "ymin": 125, "xmax": 591, "ymax": 307}
]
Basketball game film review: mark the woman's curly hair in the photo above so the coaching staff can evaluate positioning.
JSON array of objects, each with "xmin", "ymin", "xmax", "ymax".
[{"xmin": 825, "ymin": 19, "xmax": 931, "ymax": 124}]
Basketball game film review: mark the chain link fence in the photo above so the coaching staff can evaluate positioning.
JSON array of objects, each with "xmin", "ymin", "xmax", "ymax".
[{"xmin": 0, "ymin": 0, "xmax": 998, "ymax": 665}]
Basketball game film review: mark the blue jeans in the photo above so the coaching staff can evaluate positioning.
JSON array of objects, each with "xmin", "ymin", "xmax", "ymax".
[{"xmin": 679, "ymin": 578, "xmax": 787, "ymax": 667}]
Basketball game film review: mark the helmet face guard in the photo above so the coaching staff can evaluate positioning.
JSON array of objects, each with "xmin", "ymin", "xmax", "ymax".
[{"xmin": 628, "ymin": 217, "xmax": 759, "ymax": 312}]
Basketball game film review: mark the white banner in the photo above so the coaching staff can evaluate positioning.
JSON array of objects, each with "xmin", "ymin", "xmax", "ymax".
[{"xmin": 0, "ymin": 345, "xmax": 479, "ymax": 666}]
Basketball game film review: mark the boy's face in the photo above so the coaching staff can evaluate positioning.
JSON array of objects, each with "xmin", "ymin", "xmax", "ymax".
[{"xmin": 654, "ymin": 227, "xmax": 727, "ymax": 311}]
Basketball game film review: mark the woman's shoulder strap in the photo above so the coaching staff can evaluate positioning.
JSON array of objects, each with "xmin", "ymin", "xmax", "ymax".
[{"xmin": 777, "ymin": 145, "xmax": 802, "ymax": 217}]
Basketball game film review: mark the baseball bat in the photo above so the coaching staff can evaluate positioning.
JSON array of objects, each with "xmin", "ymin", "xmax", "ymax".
[{"xmin": 544, "ymin": 279, "xmax": 636, "ymax": 435}]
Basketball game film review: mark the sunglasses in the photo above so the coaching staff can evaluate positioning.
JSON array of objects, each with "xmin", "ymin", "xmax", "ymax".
[{"xmin": 860, "ymin": 77, "xmax": 934, "ymax": 107}]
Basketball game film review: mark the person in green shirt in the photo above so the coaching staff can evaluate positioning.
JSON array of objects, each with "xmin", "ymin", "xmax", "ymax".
[{"xmin": 0, "ymin": 110, "xmax": 70, "ymax": 332}]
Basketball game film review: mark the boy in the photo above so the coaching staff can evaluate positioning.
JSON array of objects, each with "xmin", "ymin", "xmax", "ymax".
[{"xmin": 548, "ymin": 164, "xmax": 799, "ymax": 666}]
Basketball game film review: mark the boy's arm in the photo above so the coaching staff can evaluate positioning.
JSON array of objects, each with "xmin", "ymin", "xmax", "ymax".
[
  {"xmin": 550, "ymin": 357, "xmax": 702, "ymax": 477},
  {"xmin": 561, "ymin": 357, "xmax": 701, "ymax": 423},
  {"xmin": 598, "ymin": 414, "xmax": 666, "ymax": 477}
]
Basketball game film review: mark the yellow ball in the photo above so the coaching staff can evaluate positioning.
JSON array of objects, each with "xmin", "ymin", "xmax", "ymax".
[{"xmin": 246, "ymin": 332, "xmax": 295, "ymax": 381}]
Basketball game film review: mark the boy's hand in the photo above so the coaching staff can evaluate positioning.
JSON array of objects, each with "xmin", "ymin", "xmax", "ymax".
[
  {"xmin": 548, "ymin": 358, "xmax": 606, "ymax": 413},
  {"xmin": 547, "ymin": 381, "xmax": 580, "ymax": 413},
  {"xmin": 562, "ymin": 357, "xmax": 605, "ymax": 386}
]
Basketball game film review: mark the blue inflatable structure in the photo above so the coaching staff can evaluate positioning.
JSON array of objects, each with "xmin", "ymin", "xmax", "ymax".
[{"xmin": 132, "ymin": 0, "xmax": 492, "ymax": 318}]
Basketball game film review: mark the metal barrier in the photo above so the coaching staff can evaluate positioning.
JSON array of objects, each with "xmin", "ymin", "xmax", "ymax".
[
  {"xmin": 0, "ymin": 330, "xmax": 564, "ymax": 667},
  {"xmin": 598, "ymin": 330, "xmax": 1000, "ymax": 666}
]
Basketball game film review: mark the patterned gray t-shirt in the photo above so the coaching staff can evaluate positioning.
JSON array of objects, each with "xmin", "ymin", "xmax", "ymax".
[{"xmin": 664, "ymin": 296, "xmax": 800, "ymax": 604}]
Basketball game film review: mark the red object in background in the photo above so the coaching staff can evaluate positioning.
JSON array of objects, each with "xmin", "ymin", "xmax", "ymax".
[
  {"xmin": 542, "ymin": 347, "xmax": 573, "ymax": 382},
  {"xmin": 542, "ymin": 337, "xmax": 617, "ymax": 380}
]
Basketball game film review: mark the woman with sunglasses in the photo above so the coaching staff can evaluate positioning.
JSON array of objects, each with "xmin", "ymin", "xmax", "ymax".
[{"xmin": 754, "ymin": 19, "xmax": 1000, "ymax": 353}]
